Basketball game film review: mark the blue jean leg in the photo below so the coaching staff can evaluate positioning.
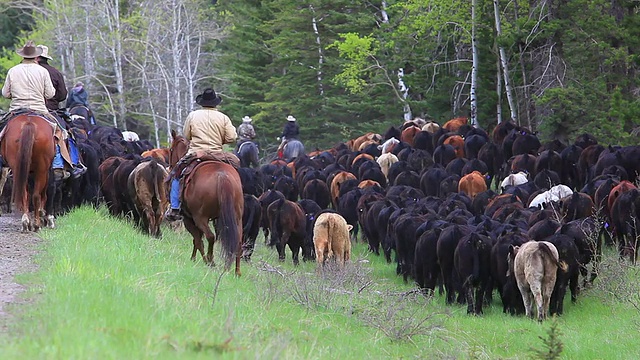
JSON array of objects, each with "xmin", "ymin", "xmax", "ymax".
[
  {"xmin": 52, "ymin": 144, "xmax": 64, "ymax": 169},
  {"xmin": 170, "ymin": 178, "xmax": 181, "ymax": 210},
  {"xmin": 68, "ymin": 138, "xmax": 80, "ymax": 165}
]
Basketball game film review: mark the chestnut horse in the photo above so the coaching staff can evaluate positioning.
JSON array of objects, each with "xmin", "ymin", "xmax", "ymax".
[
  {"xmin": 169, "ymin": 131, "xmax": 244, "ymax": 275},
  {"xmin": 0, "ymin": 114, "xmax": 55, "ymax": 231}
]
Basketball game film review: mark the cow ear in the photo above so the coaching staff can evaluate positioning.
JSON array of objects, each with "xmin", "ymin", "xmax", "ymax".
[
  {"xmin": 171, "ymin": 129, "xmax": 177, "ymax": 140},
  {"xmin": 347, "ymin": 224, "xmax": 354, "ymax": 232}
]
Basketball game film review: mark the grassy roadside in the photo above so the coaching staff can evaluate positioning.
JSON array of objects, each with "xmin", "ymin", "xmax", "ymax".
[{"xmin": 0, "ymin": 206, "xmax": 638, "ymax": 359}]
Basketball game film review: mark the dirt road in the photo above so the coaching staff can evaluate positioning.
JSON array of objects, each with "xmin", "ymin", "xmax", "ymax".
[{"xmin": 0, "ymin": 213, "xmax": 41, "ymax": 332}]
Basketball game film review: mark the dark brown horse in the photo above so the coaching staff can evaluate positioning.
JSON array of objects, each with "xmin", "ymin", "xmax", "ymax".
[
  {"xmin": 169, "ymin": 130, "xmax": 244, "ymax": 275},
  {"xmin": 0, "ymin": 114, "xmax": 56, "ymax": 231}
]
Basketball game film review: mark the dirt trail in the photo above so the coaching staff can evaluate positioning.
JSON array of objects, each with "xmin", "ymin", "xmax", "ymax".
[{"xmin": 0, "ymin": 213, "xmax": 41, "ymax": 333}]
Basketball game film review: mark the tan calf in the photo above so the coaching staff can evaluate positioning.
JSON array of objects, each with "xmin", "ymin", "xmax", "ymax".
[
  {"xmin": 509, "ymin": 241, "xmax": 567, "ymax": 322},
  {"xmin": 313, "ymin": 212, "xmax": 353, "ymax": 268}
]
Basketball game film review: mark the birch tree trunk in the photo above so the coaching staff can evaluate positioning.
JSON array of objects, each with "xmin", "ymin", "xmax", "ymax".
[
  {"xmin": 309, "ymin": 5, "xmax": 324, "ymax": 96},
  {"xmin": 470, "ymin": 0, "xmax": 479, "ymax": 127},
  {"xmin": 381, "ymin": 1, "xmax": 412, "ymax": 121},
  {"xmin": 493, "ymin": 0, "xmax": 517, "ymax": 123}
]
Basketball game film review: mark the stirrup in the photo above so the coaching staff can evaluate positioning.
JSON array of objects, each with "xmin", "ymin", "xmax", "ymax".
[{"xmin": 164, "ymin": 208, "xmax": 183, "ymax": 222}]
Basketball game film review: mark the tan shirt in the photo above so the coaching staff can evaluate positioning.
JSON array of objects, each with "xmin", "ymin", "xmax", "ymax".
[
  {"xmin": 2, "ymin": 59, "xmax": 55, "ymax": 113},
  {"xmin": 183, "ymin": 108, "xmax": 237, "ymax": 154}
]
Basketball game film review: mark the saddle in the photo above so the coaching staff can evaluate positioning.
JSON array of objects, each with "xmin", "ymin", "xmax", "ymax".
[
  {"xmin": 0, "ymin": 109, "xmax": 59, "ymax": 144},
  {"xmin": 172, "ymin": 150, "xmax": 241, "ymax": 202}
]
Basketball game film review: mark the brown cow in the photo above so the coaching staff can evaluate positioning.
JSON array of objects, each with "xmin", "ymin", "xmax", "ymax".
[
  {"xmin": 313, "ymin": 212, "xmax": 353, "ymax": 268},
  {"xmin": 443, "ymin": 135, "xmax": 465, "ymax": 158},
  {"xmin": 127, "ymin": 160, "xmax": 169, "ymax": 238},
  {"xmin": 509, "ymin": 241, "xmax": 567, "ymax": 322},
  {"xmin": 352, "ymin": 132, "xmax": 382, "ymax": 151},
  {"xmin": 443, "ymin": 117, "xmax": 468, "ymax": 132},
  {"xmin": 358, "ymin": 179, "xmax": 380, "ymax": 189},
  {"xmin": 608, "ymin": 180, "xmax": 637, "ymax": 217},
  {"xmin": 400, "ymin": 125, "xmax": 421, "ymax": 147},
  {"xmin": 330, "ymin": 171, "xmax": 357, "ymax": 208},
  {"xmin": 458, "ymin": 171, "xmax": 487, "ymax": 199},
  {"xmin": 141, "ymin": 148, "xmax": 170, "ymax": 164}
]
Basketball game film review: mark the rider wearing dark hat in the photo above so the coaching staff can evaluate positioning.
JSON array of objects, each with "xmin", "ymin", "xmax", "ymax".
[{"xmin": 165, "ymin": 88, "xmax": 238, "ymax": 221}]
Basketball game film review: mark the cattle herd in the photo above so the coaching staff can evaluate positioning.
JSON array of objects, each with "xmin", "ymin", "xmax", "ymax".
[{"xmin": 5, "ymin": 115, "xmax": 640, "ymax": 322}]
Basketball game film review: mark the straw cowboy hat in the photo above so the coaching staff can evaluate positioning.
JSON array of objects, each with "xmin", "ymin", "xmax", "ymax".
[
  {"xmin": 16, "ymin": 40, "xmax": 43, "ymax": 59},
  {"xmin": 242, "ymin": 116, "xmax": 252, "ymax": 122},
  {"xmin": 287, "ymin": 115, "xmax": 296, "ymax": 122},
  {"xmin": 36, "ymin": 45, "xmax": 53, "ymax": 60},
  {"xmin": 195, "ymin": 88, "xmax": 222, "ymax": 107}
]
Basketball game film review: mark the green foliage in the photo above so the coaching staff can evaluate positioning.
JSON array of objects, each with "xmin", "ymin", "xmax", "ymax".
[{"xmin": 530, "ymin": 319, "xmax": 564, "ymax": 360}]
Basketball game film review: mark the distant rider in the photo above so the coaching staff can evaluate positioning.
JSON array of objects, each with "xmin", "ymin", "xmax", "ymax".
[
  {"xmin": 236, "ymin": 115, "xmax": 256, "ymax": 152},
  {"xmin": 276, "ymin": 115, "xmax": 299, "ymax": 156}
]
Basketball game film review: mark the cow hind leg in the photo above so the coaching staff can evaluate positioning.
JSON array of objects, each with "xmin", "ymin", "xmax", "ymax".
[{"xmin": 529, "ymin": 282, "xmax": 545, "ymax": 321}]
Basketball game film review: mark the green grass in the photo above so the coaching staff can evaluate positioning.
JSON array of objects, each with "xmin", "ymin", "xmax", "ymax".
[{"xmin": 0, "ymin": 206, "xmax": 638, "ymax": 359}]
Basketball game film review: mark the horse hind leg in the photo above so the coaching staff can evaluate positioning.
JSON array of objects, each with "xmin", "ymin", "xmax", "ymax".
[{"xmin": 183, "ymin": 216, "xmax": 205, "ymax": 261}]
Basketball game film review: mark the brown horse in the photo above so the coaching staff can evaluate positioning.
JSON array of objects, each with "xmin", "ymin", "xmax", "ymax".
[
  {"xmin": 0, "ymin": 114, "xmax": 55, "ymax": 231},
  {"xmin": 169, "ymin": 130, "xmax": 244, "ymax": 275}
]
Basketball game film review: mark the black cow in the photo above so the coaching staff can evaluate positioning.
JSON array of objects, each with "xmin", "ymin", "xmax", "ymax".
[
  {"xmin": 546, "ymin": 234, "xmax": 580, "ymax": 315},
  {"xmin": 267, "ymin": 198, "xmax": 307, "ymax": 265},
  {"xmin": 454, "ymin": 232, "xmax": 493, "ymax": 314},
  {"xmin": 241, "ymin": 194, "xmax": 262, "ymax": 261}
]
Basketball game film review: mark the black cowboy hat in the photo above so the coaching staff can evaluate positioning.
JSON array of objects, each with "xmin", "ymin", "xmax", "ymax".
[
  {"xmin": 16, "ymin": 40, "xmax": 43, "ymax": 59},
  {"xmin": 195, "ymin": 88, "xmax": 222, "ymax": 107}
]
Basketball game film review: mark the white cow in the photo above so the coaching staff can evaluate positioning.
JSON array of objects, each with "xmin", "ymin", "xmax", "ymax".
[
  {"xmin": 500, "ymin": 171, "xmax": 529, "ymax": 192},
  {"xmin": 122, "ymin": 131, "xmax": 140, "ymax": 142}
]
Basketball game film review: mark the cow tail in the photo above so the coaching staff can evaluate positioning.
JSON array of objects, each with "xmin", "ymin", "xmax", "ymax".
[
  {"xmin": 268, "ymin": 199, "xmax": 285, "ymax": 246},
  {"xmin": 243, "ymin": 197, "xmax": 255, "ymax": 237},
  {"xmin": 217, "ymin": 173, "xmax": 241, "ymax": 268},
  {"xmin": 538, "ymin": 242, "xmax": 568, "ymax": 272},
  {"xmin": 472, "ymin": 235, "xmax": 481, "ymax": 283},
  {"xmin": 327, "ymin": 216, "xmax": 334, "ymax": 259}
]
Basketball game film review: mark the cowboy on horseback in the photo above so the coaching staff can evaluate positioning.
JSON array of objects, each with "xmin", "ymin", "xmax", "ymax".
[
  {"xmin": 0, "ymin": 40, "xmax": 83, "ymax": 180},
  {"xmin": 236, "ymin": 115, "xmax": 256, "ymax": 152},
  {"xmin": 37, "ymin": 44, "xmax": 87, "ymax": 179},
  {"xmin": 165, "ymin": 88, "xmax": 239, "ymax": 222},
  {"xmin": 66, "ymin": 81, "xmax": 95, "ymax": 125},
  {"xmin": 276, "ymin": 115, "xmax": 299, "ymax": 157}
]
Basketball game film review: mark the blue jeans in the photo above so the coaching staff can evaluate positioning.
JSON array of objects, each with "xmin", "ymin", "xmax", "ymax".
[
  {"xmin": 170, "ymin": 178, "xmax": 181, "ymax": 210},
  {"xmin": 68, "ymin": 138, "xmax": 80, "ymax": 165},
  {"xmin": 52, "ymin": 144, "xmax": 64, "ymax": 169}
]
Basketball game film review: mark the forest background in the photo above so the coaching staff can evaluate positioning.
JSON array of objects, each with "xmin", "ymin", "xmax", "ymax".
[{"xmin": 0, "ymin": 0, "xmax": 639, "ymax": 150}]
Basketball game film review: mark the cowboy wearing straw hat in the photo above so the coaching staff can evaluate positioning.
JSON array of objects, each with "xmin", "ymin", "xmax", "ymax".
[
  {"xmin": 1, "ymin": 40, "xmax": 83, "ymax": 179},
  {"xmin": 236, "ymin": 115, "xmax": 256, "ymax": 152}
]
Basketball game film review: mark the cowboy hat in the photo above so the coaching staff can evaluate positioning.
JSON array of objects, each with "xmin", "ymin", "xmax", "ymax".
[
  {"xmin": 16, "ymin": 40, "xmax": 43, "ymax": 59},
  {"xmin": 36, "ymin": 45, "xmax": 53, "ymax": 60},
  {"xmin": 242, "ymin": 116, "xmax": 252, "ymax": 122},
  {"xmin": 287, "ymin": 115, "xmax": 296, "ymax": 122},
  {"xmin": 195, "ymin": 88, "xmax": 222, "ymax": 107}
]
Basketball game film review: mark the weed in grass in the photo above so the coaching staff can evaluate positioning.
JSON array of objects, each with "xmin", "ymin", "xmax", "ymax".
[
  {"xmin": 360, "ymin": 290, "xmax": 447, "ymax": 343},
  {"xmin": 530, "ymin": 319, "xmax": 564, "ymax": 360},
  {"xmin": 590, "ymin": 250, "xmax": 640, "ymax": 326}
]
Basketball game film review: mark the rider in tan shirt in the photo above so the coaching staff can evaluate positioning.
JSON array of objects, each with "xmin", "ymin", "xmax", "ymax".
[
  {"xmin": 166, "ymin": 88, "xmax": 238, "ymax": 221},
  {"xmin": 1, "ymin": 41, "xmax": 81, "ymax": 179}
]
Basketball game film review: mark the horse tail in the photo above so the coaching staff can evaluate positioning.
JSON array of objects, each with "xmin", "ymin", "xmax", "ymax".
[
  {"xmin": 12, "ymin": 122, "xmax": 35, "ymax": 212},
  {"xmin": 217, "ymin": 172, "xmax": 242, "ymax": 268}
]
